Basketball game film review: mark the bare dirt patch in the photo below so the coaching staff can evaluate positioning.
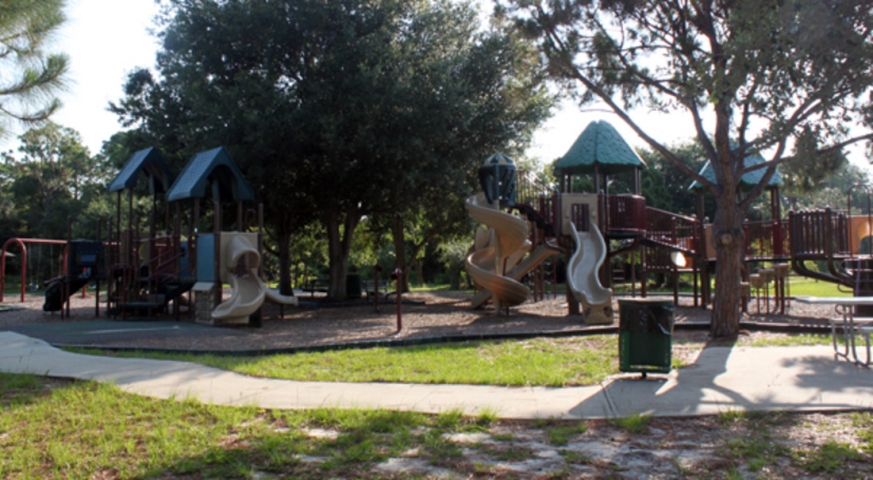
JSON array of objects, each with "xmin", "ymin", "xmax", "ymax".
[{"xmin": 0, "ymin": 290, "xmax": 836, "ymax": 351}]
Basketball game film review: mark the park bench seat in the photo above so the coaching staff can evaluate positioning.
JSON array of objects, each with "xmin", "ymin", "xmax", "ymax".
[
  {"xmin": 303, "ymin": 278, "xmax": 329, "ymax": 298},
  {"xmin": 362, "ymin": 280, "xmax": 395, "ymax": 300}
]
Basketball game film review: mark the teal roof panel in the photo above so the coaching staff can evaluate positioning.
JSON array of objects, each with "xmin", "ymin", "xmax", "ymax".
[
  {"xmin": 165, "ymin": 147, "xmax": 255, "ymax": 202},
  {"xmin": 689, "ymin": 151, "xmax": 783, "ymax": 190},
  {"xmin": 108, "ymin": 147, "xmax": 173, "ymax": 194},
  {"xmin": 554, "ymin": 120, "xmax": 646, "ymax": 175}
]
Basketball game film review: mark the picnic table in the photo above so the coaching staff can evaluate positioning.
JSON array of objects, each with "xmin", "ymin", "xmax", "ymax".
[{"xmin": 793, "ymin": 296, "xmax": 873, "ymax": 366}]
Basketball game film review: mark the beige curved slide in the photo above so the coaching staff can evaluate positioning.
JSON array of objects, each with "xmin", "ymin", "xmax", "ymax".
[
  {"xmin": 470, "ymin": 244, "xmax": 561, "ymax": 309},
  {"xmin": 265, "ymin": 288, "xmax": 298, "ymax": 306},
  {"xmin": 465, "ymin": 193, "xmax": 531, "ymax": 308},
  {"xmin": 212, "ymin": 234, "xmax": 266, "ymax": 323},
  {"xmin": 211, "ymin": 233, "xmax": 298, "ymax": 324},
  {"xmin": 567, "ymin": 222, "xmax": 613, "ymax": 325}
]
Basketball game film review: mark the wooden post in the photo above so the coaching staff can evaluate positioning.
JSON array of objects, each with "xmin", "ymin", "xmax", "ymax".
[
  {"xmin": 106, "ymin": 216, "xmax": 113, "ymax": 317},
  {"xmin": 95, "ymin": 218, "xmax": 101, "ymax": 317},
  {"xmin": 393, "ymin": 268, "xmax": 403, "ymax": 333},
  {"xmin": 214, "ymin": 201, "xmax": 222, "ymax": 308},
  {"xmin": 237, "ymin": 200, "xmax": 244, "ymax": 233}
]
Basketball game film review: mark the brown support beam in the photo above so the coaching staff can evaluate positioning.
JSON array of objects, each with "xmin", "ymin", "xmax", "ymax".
[{"xmin": 214, "ymin": 201, "xmax": 222, "ymax": 307}]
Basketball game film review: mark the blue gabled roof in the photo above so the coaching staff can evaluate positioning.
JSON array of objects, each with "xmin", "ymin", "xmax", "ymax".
[
  {"xmin": 108, "ymin": 147, "xmax": 173, "ymax": 194},
  {"xmin": 165, "ymin": 147, "xmax": 255, "ymax": 202},
  {"xmin": 554, "ymin": 120, "xmax": 646, "ymax": 175}
]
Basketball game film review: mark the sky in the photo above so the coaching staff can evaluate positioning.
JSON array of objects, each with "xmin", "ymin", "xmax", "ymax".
[{"xmin": 6, "ymin": 0, "xmax": 870, "ymax": 177}]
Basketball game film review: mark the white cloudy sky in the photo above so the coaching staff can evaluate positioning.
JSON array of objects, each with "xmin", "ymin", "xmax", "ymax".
[{"xmin": 6, "ymin": 0, "xmax": 870, "ymax": 176}]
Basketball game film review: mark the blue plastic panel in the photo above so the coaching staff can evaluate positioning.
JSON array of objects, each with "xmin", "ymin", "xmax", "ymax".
[{"xmin": 196, "ymin": 234, "xmax": 215, "ymax": 283}]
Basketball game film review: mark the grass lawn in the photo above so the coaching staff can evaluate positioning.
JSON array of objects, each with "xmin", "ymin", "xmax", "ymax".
[
  {"xmin": 786, "ymin": 276, "xmax": 852, "ymax": 297},
  {"xmin": 66, "ymin": 330, "xmax": 836, "ymax": 388},
  {"xmin": 634, "ymin": 274, "xmax": 851, "ymax": 297},
  {"xmin": 70, "ymin": 336, "xmax": 626, "ymax": 387}
]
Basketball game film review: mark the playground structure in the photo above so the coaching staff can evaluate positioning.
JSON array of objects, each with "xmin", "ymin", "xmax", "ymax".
[
  {"xmin": 0, "ymin": 146, "xmax": 299, "ymax": 325},
  {"xmin": 466, "ymin": 120, "xmax": 873, "ymax": 322},
  {"xmin": 104, "ymin": 145, "xmax": 297, "ymax": 325}
]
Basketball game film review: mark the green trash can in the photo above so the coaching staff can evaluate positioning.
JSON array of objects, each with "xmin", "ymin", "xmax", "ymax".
[
  {"xmin": 618, "ymin": 299, "xmax": 674, "ymax": 375},
  {"xmin": 346, "ymin": 274, "xmax": 362, "ymax": 299}
]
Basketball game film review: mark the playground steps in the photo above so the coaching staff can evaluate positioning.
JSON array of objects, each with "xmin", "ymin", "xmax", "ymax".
[{"xmin": 513, "ymin": 203, "xmax": 556, "ymax": 237}]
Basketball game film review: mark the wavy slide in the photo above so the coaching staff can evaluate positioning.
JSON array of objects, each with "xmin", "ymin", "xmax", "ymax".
[
  {"xmin": 212, "ymin": 233, "xmax": 297, "ymax": 324},
  {"xmin": 567, "ymin": 221, "xmax": 613, "ymax": 325},
  {"xmin": 465, "ymin": 193, "xmax": 531, "ymax": 308},
  {"xmin": 470, "ymin": 244, "xmax": 561, "ymax": 309}
]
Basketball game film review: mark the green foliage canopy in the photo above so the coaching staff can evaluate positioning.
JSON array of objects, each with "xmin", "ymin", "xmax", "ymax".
[{"xmin": 112, "ymin": 0, "xmax": 553, "ymax": 299}]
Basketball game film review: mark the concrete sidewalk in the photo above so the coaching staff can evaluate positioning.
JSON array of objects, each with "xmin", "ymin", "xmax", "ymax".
[{"xmin": 1, "ymin": 331, "xmax": 872, "ymax": 419}]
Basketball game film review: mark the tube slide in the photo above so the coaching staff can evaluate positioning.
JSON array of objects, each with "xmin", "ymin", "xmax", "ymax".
[
  {"xmin": 567, "ymin": 221, "xmax": 613, "ymax": 325},
  {"xmin": 212, "ymin": 234, "xmax": 266, "ymax": 323},
  {"xmin": 265, "ymin": 288, "xmax": 298, "ymax": 306},
  {"xmin": 465, "ymin": 193, "xmax": 531, "ymax": 308}
]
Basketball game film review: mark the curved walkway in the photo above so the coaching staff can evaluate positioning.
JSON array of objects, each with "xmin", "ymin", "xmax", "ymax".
[{"xmin": 1, "ymin": 331, "xmax": 872, "ymax": 419}]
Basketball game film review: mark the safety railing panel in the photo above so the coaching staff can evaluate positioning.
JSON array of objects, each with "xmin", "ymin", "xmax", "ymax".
[
  {"xmin": 645, "ymin": 207, "xmax": 701, "ymax": 253},
  {"xmin": 788, "ymin": 209, "xmax": 849, "ymax": 258},
  {"xmin": 744, "ymin": 220, "xmax": 788, "ymax": 259},
  {"xmin": 515, "ymin": 169, "xmax": 556, "ymax": 207},
  {"xmin": 570, "ymin": 203, "xmax": 591, "ymax": 232},
  {"xmin": 600, "ymin": 194, "xmax": 646, "ymax": 236}
]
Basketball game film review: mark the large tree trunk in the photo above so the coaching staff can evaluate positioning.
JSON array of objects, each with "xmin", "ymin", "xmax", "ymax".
[
  {"xmin": 278, "ymin": 231, "xmax": 293, "ymax": 295},
  {"xmin": 710, "ymin": 198, "xmax": 746, "ymax": 338},
  {"xmin": 391, "ymin": 216, "xmax": 411, "ymax": 292},
  {"xmin": 326, "ymin": 210, "xmax": 361, "ymax": 301}
]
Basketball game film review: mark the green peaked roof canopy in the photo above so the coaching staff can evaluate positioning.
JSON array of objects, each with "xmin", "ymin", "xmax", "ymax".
[
  {"xmin": 166, "ymin": 147, "xmax": 255, "ymax": 203},
  {"xmin": 108, "ymin": 147, "xmax": 173, "ymax": 194},
  {"xmin": 689, "ymin": 151, "xmax": 783, "ymax": 191},
  {"xmin": 554, "ymin": 120, "xmax": 647, "ymax": 175}
]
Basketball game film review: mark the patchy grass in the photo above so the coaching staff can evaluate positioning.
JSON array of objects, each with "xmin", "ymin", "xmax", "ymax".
[
  {"xmin": 0, "ymin": 373, "xmax": 499, "ymax": 479},
  {"xmin": 611, "ymin": 413, "xmax": 651, "ymax": 434},
  {"xmin": 719, "ymin": 411, "xmax": 794, "ymax": 472},
  {"xmin": 852, "ymin": 412, "xmax": 873, "ymax": 453},
  {"xmin": 792, "ymin": 440, "xmax": 864, "ymax": 474},
  {"xmin": 68, "ymin": 336, "xmax": 621, "ymax": 387},
  {"xmin": 747, "ymin": 333, "xmax": 832, "ymax": 347},
  {"xmin": 2, "ymin": 374, "xmax": 872, "ymax": 479},
  {"xmin": 546, "ymin": 423, "xmax": 588, "ymax": 446}
]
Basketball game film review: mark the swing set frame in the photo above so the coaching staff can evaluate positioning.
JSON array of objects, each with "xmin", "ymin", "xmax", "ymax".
[{"xmin": 1, "ymin": 237, "xmax": 68, "ymax": 303}]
